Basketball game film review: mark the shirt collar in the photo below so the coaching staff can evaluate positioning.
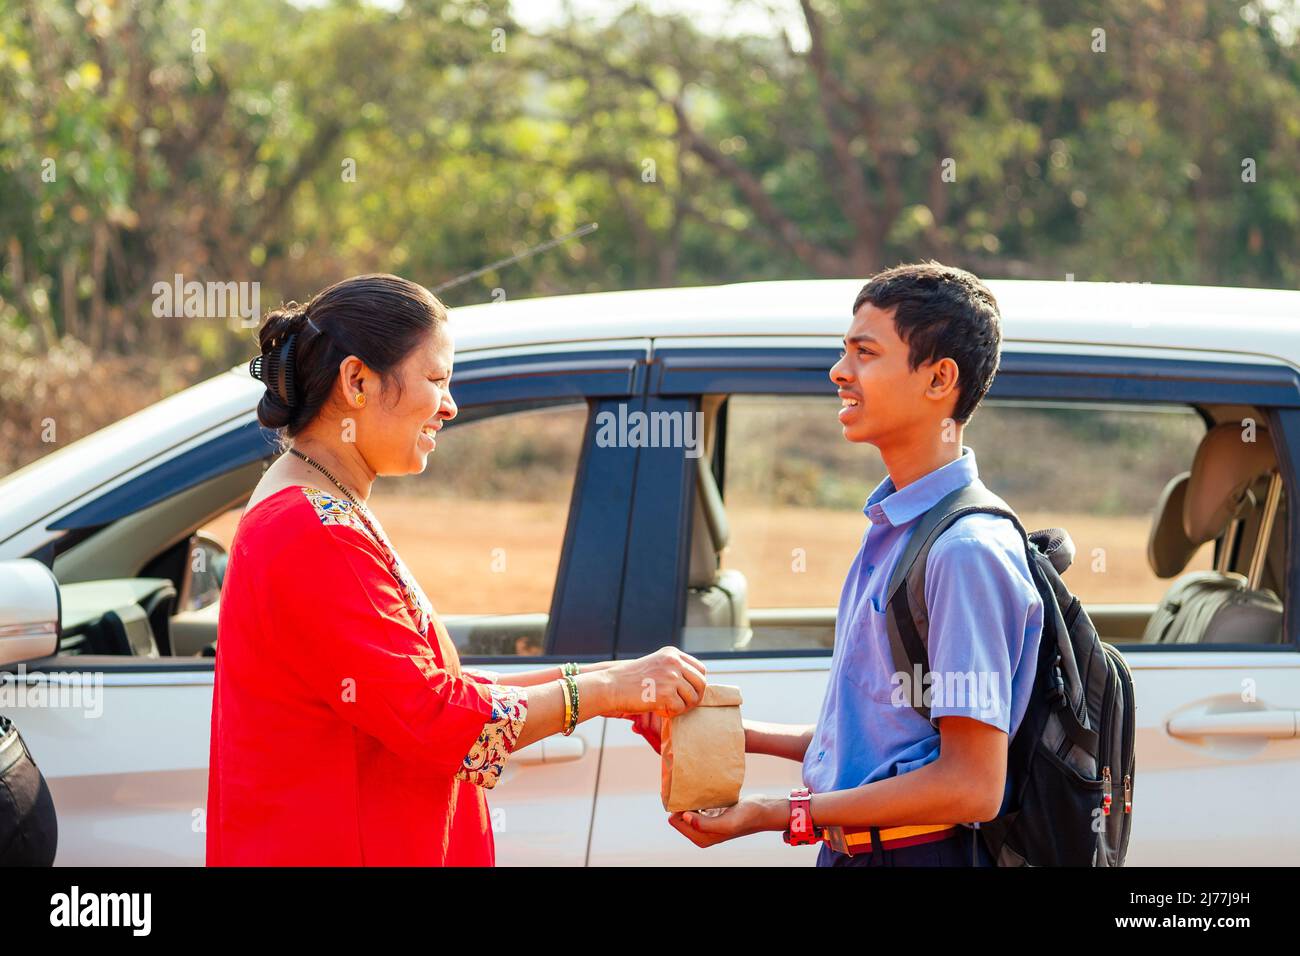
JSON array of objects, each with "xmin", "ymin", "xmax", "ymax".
[{"xmin": 864, "ymin": 446, "xmax": 979, "ymax": 527}]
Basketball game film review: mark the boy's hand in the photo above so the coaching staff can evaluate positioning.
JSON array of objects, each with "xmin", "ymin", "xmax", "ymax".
[
  {"xmin": 613, "ymin": 711, "xmax": 663, "ymax": 753},
  {"xmin": 667, "ymin": 795, "xmax": 788, "ymax": 848}
]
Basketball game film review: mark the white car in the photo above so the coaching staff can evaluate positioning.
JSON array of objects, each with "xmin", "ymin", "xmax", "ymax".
[{"xmin": 2, "ymin": 278, "xmax": 1299, "ymax": 865}]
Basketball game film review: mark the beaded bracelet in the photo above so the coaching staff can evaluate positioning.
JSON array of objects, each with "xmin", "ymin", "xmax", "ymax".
[{"xmin": 561, "ymin": 662, "xmax": 580, "ymax": 678}]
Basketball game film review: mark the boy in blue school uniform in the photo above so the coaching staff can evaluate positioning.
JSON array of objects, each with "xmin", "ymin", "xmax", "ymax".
[{"xmin": 655, "ymin": 262, "xmax": 1045, "ymax": 866}]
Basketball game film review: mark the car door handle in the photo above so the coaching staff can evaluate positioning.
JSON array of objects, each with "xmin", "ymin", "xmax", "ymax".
[
  {"xmin": 509, "ymin": 736, "xmax": 588, "ymax": 766},
  {"xmin": 1167, "ymin": 710, "xmax": 1299, "ymax": 739},
  {"xmin": 540, "ymin": 735, "xmax": 586, "ymax": 763}
]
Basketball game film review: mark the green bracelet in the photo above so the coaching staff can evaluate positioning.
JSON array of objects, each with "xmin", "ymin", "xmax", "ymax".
[{"xmin": 561, "ymin": 662, "xmax": 580, "ymax": 678}]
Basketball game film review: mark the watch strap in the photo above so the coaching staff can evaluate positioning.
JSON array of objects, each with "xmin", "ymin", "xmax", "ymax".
[{"xmin": 783, "ymin": 786, "xmax": 820, "ymax": 845}]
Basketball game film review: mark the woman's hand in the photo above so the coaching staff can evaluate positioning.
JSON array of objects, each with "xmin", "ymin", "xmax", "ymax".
[{"xmin": 596, "ymin": 647, "xmax": 707, "ymax": 717}]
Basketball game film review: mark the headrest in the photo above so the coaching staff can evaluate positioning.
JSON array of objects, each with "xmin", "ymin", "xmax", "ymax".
[
  {"xmin": 1148, "ymin": 472, "xmax": 1196, "ymax": 578},
  {"xmin": 1183, "ymin": 423, "xmax": 1277, "ymax": 545},
  {"xmin": 688, "ymin": 397, "xmax": 729, "ymax": 589},
  {"xmin": 689, "ymin": 456, "xmax": 731, "ymax": 588}
]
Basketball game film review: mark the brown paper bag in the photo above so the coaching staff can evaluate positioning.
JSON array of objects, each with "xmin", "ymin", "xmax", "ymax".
[{"xmin": 660, "ymin": 684, "xmax": 745, "ymax": 812}]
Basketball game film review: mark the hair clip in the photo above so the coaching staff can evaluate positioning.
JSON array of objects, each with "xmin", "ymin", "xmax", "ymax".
[{"xmin": 249, "ymin": 334, "xmax": 298, "ymax": 408}]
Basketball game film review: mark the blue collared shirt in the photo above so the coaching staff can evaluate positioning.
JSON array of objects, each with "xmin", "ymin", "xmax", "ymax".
[{"xmin": 802, "ymin": 446, "xmax": 1044, "ymax": 816}]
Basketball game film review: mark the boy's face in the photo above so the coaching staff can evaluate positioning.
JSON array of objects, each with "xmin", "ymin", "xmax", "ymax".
[{"xmin": 830, "ymin": 302, "xmax": 949, "ymax": 445}]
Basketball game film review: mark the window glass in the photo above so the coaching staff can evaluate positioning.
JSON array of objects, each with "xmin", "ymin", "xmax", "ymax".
[
  {"xmin": 368, "ymin": 400, "xmax": 589, "ymax": 657},
  {"xmin": 682, "ymin": 395, "xmax": 1218, "ymax": 654},
  {"xmin": 683, "ymin": 395, "xmax": 874, "ymax": 653},
  {"xmin": 198, "ymin": 506, "xmax": 242, "ymax": 555},
  {"xmin": 966, "ymin": 401, "xmax": 1212, "ymax": 605}
]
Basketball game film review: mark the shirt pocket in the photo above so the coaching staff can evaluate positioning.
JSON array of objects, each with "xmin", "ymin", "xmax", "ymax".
[{"xmin": 841, "ymin": 595, "xmax": 902, "ymax": 706}]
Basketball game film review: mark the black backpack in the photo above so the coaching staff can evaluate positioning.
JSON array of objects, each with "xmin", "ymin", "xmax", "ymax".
[
  {"xmin": 0, "ymin": 714, "xmax": 58, "ymax": 866},
  {"xmin": 885, "ymin": 482, "xmax": 1136, "ymax": 867}
]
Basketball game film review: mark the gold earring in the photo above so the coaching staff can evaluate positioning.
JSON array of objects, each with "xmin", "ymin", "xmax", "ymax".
[{"xmin": 355, "ymin": 393, "xmax": 366, "ymax": 407}]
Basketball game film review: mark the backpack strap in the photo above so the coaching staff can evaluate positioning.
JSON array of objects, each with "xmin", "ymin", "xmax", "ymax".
[{"xmin": 884, "ymin": 481, "xmax": 1029, "ymax": 723}]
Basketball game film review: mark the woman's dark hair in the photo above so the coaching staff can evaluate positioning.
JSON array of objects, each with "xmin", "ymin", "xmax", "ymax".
[
  {"xmin": 252, "ymin": 274, "xmax": 446, "ymax": 436},
  {"xmin": 852, "ymin": 261, "xmax": 1001, "ymax": 424}
]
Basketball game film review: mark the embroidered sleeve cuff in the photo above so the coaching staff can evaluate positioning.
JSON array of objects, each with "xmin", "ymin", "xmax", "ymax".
[{"xmin": 455, "ymin": 683, "xmax": 529, "ymax": 789}]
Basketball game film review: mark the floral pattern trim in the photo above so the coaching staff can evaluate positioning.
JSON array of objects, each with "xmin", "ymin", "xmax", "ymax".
[
  {"xmin": 301, "ymin": 487, "xmax": 434, "ymax": 637},
  {"xmin": 456, "ymin": 683, "xmax": 529, "ymax": 789},
  {"xmin": 302, "ymin": 487, "xmax": 366, "ymax": 532}
]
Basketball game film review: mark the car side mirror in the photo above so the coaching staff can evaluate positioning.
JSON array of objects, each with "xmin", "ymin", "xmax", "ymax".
[
  {"xmin": 180, "ymin": 533, "xmax": 228, "ymax": 612},
  {"xmin": 0, "ymin": 559, "xmax": 61, "ymax": 666}
]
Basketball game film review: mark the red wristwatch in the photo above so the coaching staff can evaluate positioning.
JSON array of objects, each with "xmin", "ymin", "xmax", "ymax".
[{"xmin": 783, "ymin": 787, "xmax": 821, "ymax": 846}]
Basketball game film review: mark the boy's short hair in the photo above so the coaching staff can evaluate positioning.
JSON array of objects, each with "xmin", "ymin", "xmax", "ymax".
[{"xmin": 853, "ymin": 261, "xmax": 1002, "ymax": 424}]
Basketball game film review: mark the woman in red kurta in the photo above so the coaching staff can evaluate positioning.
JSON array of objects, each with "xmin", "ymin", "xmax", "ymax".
[
  {"xmin": 207, "ymin": 274, "xmax": 706, "ymax": 866},
  {"xmin": 208, "ymin": 483, "xmax": 518, "ymax": 865}
]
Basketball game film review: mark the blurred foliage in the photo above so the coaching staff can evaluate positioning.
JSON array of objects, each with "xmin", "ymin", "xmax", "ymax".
[{"xmin": 2, "ymin": 0, "xmax": 1299, "ymax": 472}]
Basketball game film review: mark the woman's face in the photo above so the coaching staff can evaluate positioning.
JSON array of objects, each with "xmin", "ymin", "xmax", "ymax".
[{"xmin": 356, "ymin": 323, "xmax": 458, "ymax": 476}]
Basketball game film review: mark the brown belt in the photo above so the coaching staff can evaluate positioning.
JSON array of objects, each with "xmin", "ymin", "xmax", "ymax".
[{"xmin": 823, "ymin": 823, "xmax": 961, "ymax": 856}]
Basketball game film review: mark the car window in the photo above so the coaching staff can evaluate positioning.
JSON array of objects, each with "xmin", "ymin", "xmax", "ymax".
[
  {"xmin": 965, "ymin": 401, "xmax": 1214, "ymax": 604},
  {"xmin": 680, "ymin": 395, "xmax": 1219, "ymax": 655},
  {"xmin": 198, "ymin": 505, "xmax": 242, "ymax": 558},
  {"xmin": 681, "ymin": 394, "xmax": 873, "ymax": 653},
  {"xmin": 366, "ymin": 399, "xmax": 589, "ymax": 658}
]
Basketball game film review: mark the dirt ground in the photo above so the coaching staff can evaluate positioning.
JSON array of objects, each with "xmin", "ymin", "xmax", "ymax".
[{"xmin": 204, "ymin": 494, "xmax": 1206, "ymax": 615}]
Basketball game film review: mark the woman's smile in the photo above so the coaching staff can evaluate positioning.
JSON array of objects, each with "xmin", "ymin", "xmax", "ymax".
[{"xmin": 417, "ymin": 422, "xmax": 440, "ymax": 451}]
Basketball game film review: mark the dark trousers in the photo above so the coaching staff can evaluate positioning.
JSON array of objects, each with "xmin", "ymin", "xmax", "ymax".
[{"xmin": 816, "ymin": 826, "xmax": 993, "ymax": 867}]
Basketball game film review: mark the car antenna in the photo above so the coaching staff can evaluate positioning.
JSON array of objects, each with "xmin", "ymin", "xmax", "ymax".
[{"xmin": 429, "ymin": 222, "xmax": 599, "ymax": 296}]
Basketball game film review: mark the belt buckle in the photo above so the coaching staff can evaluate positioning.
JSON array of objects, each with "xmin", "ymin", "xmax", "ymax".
[{"xmin": 824, "ymin": 825, "xmax": 873, "ymax": 856}]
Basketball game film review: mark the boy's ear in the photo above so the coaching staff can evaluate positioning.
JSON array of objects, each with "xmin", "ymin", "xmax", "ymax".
[{"xmin": 926, "ymin": 356, "xmax": 961, "ymax": 399}]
